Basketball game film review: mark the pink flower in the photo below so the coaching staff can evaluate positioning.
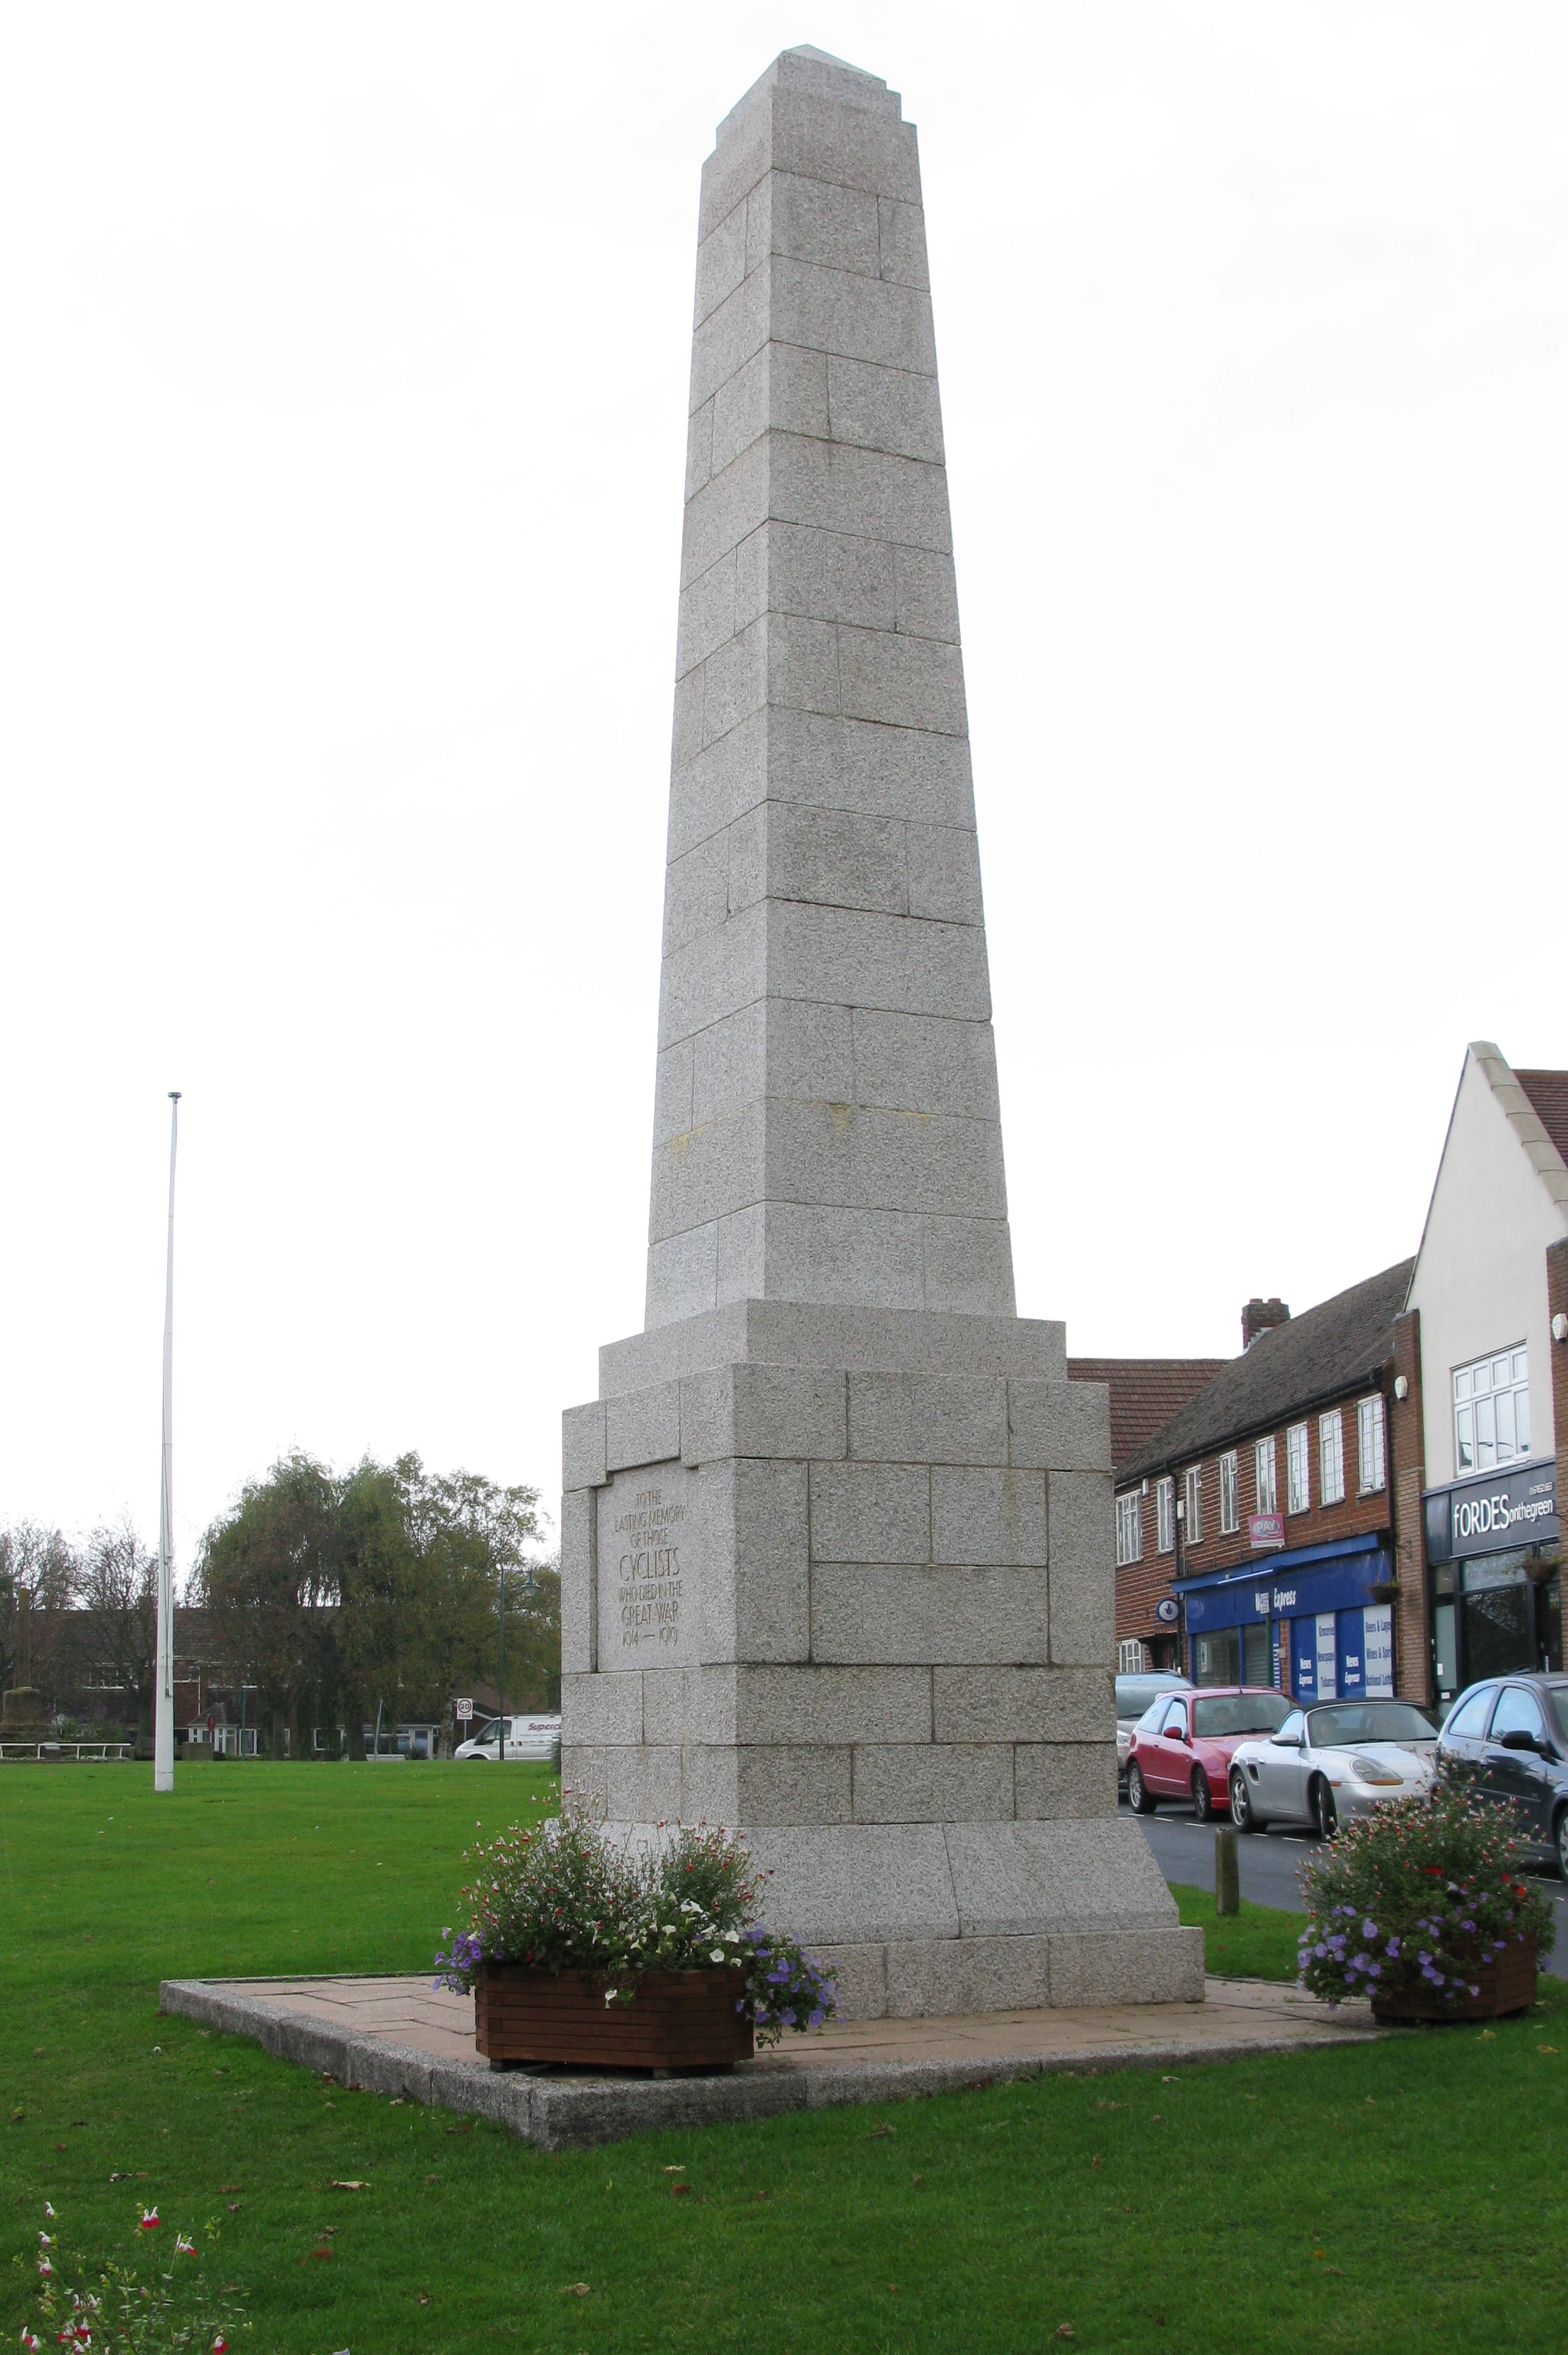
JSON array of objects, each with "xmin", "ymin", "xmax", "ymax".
[
  {"xmin": 175, "ymin": 2235, "xmax": 195, "ymax": 2257},
  {"xmin": 139, "ymin": 2209, "xmax": 158, "ymax": 2231},
  {"xmin": 37, "ymin": 2259, "xmax": 52, "ymax": 2278}
]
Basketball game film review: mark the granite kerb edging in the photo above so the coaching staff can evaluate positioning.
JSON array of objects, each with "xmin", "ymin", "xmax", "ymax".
[{"xmin": 158, "ymin": 1978, "xmax": 1383, "ymax": 2152}]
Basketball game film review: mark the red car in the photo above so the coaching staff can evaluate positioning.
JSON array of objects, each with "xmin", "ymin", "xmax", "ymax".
[{"xmin": 1124, "ymin": 1686, "xmax": 1293, "ymax": 1822}]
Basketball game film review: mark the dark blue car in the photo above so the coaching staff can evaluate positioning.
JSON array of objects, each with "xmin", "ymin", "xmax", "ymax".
[{"xmin": 1436, "ymin": 1673, "xmax": 1568, "ymax": 1877}]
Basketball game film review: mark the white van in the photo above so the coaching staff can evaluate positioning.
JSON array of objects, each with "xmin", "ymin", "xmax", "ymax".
[{"xmin": 454, "ymin": 1713, "xmax": 561, "ymax": 1764}]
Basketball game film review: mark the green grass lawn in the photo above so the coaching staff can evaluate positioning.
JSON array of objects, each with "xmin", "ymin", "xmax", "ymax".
[
  {"xmin": 4, "ymin": 1765, "xmax": 1567, "ymax": 2354},
  {"xmin": 1169, "ymin": 1882, "xmax": 1305, "ymax": 1981}
]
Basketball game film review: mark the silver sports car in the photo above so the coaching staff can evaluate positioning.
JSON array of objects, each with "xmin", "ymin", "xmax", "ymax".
[{"xmin": 1228, "ymin": 1700, "xmax": 1439, "ymax": 1838}]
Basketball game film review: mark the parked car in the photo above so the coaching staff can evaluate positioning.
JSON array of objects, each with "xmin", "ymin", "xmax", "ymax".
[
  {"xmin": 1116, "ymin": 1673, "xmax": 1192, "ymax": 1790},
  {"xmin": 454, "ymin": 1712, "xmax": 562, "ymax": 1765},
  {"xmin": 1125, "ymin": 1686, "xmax": 1294, "ymax": 1821},
  {"xmin": 1229, "ymin": 1699, "xmax": 1439, "ymax": 1838},
  {"xmin": 1436, "ymin": 1674, "xmax": 1568, "ymax": 1875}
]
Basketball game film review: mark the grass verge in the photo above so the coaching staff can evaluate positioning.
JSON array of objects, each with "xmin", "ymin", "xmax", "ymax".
[
  {"xmin": 1169, "ymin": 1881, "xmax": 1304, "ymax": 1981},
  {"xmin": 4, "ymin": 1765, "xmax": 1568, "ymax": 2353}
]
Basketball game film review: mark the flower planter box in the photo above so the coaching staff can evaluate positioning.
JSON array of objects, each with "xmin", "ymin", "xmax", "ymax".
[
  {"xmin": 1371, "ymin": 1935, "xmax": 1537, "ymax": 2025},
  {"xmin": 473, "ymin": 1962, "xmax": 754, "ymax": 2071}
]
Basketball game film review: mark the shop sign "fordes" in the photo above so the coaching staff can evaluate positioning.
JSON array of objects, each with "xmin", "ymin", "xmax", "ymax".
[{"xmin": 1426, "ymin": 1461, "xmax": 1557, "ymax": 1562}]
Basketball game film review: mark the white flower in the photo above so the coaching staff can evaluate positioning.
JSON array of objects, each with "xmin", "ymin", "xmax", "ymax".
[
  {"xmin": 175, "ymin": 2235, "xmax": 195, "ymax": 2257},
  {"xmin": 44, "ymin": 2204, "xmax": 55, "ymax": 2218},
  {"xmin": 710, "ymin": 1948, "xmax": 725, "ymax": 1962},
  {"xmin": 680, "ymin": 1899, "xmax": 701, "ymax": 1913},
  {"xmin": 725, "ymin": 1930, "xmax": 739, "ymax": 1943}
]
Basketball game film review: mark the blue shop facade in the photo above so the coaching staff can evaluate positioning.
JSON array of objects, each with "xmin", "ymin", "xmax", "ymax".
[{"xmin": 1172, "ymin": 1533, "xmax": 1396, "ymax": 1703}]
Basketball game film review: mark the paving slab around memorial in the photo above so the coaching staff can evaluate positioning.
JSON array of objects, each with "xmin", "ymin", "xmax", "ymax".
[{"xmin": 158, "ymin": 1973, "xmax": 1380, "ymax": 2151}]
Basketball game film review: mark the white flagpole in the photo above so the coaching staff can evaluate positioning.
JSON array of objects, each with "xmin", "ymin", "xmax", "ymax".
[{"xmin": 154, "ymin": 1091, "xmax": 180, "ymax": 1795}]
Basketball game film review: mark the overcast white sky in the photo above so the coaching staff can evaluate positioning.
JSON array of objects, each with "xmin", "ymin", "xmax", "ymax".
[{"xmin": 3, "ymin": 3, "xmax": 1564, "ymax": 1573}]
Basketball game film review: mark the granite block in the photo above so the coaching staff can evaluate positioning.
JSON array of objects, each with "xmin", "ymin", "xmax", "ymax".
[
  {"xmin": 1047, "ymin": 1470, "xmax": 1116, "ymax": 1667},
  {"xmin": 645, "ymin": 1223, "xmax": 718, "ymax": 1329},
  {"xmin": 605, "ymin": 1381, "xmax": 682, "ymax": 1473},
  {"xmin": 675, "ymin": 550, "xmax": 737, "ymax": 679},
  {"xmin": 812, "ymin": 1564, "xmax": 1046, "ymax": 1665},
  {"xmin": 603, "ymin": 1303, "xmax": 1068, "ymax": 1397},
  {"xmin": 919, "ymin": 1216, "xmax": 1018, "ymax": 1318},
  {"xmin": 732, "ymin": 1662, "xmax": 931, "ymax": 1745},
  {"xmin": 693, "ymin": 999, "xmax": 853, "ymax": 1124},
  {"xmin": 770, "ymin": 434, "xmax": 952, "ymax": 555},
  {"xmin": 767, "ymin": 171, "xmax": 880, "ymax": 275},
  {"xmin": 760, "ymin": 520, "xmax": 897, "ymax": 631},
  {"xmin": 809, "ymin": 1459, "xmax": 930, "ymax": 1563},
  {"xmin": 685, "ymin": 396, "xmax": 714, "ymax": 500},
  {"xmin": 703, "ymin": 1457, "xmax": 810, "ymax": 1662},
  {"xmin": 562, "ymin": 1400, "xmax": 607, "ymax": 1492},
  {"xmin": 606, "ymin": 1744, "xmax": 683, "ymax": 1824},
  {"xmin": 765, "ymin": 902, "xmax": 991, "ymax": 1023},
  {"xmin": 767, "ymin": 91, "xmax": 922, "ymax": 209},
  {"xmin": 697, "ymin": 100, "xmax": 770, "ymax": 242},
  {"xmin": 852, "ymin": 1742, "xmax": 1014, "ymax": 1823},
  {"xmin": 838, "ymin": 624, "xmax": 967, "ymax": 735},
  {"xmin": 709, "ymin": 1742, "xmax": 854, "ymax": 1824},
  {"xmin": 680, "ymin": 1362, "xmax": 848, "ymax": 1466},
  {"xmin": 847, "ymin": 1372, "xmax": 1008, "ymax": 1466},
  {"xmin": 661, "ymin": 829, "xmax": 729, "ymax": 956},
  {"xmin": 906, "ymin": 824, "xmax": 983, "ymax": 924},
  {"xmin": 648, "ymin": 1102, "xmax": 763, "ymax": 1243},
  {"xmin": 560, "ymin": 1670, "xmax": 643, "ymax": 1748},
  {"xmin": 657, "ymin": 899, "xmax": 766, "ymax": 1047},
  {"xmin": 764, "ymin": 799, "xmax": 908, "ymax": 914},
  {"xmin": 766, "ymin": 706, "xmax": 976, "ymax": 828},
  {"xmin": 560, "ymin": 1487, "xmax": 596, "ymax": 1675},
  {"xmin": 652, "ymin": 1039, "xmax": 694, "ymax": 1146},
  {"xmin": 681, "ymin": 435, "xmax": 768, "ymax": 587},
  {"xmin": 690, "ymin": 265, "xmax": 771, "ymax": 413},
  {"xmin": 930, "ymin": 1466, "xmax": 1048, "ymax": 1566},
  {"xmin": 933, "ymin": 1665, "xmax": 1113, "ymax": 1744},
  {"xmin": 850, "ymin": 1009, "xmax": 1001, "ymax": 1121},
  {"xmin": 715, "ymin": 1202, "xmax": 770, "ymax": 1303},
  {"xmin": 693, "ymin": 199, "xmax": 748, "ymax": 328},
  {"xmin": 732, "ymin": 1203, "xmax": 928, "ymax": 1314},
  {"xmin": 763, "ymin": 609, "xmax": 842, "ymax": 719},
  {"xmin": 666, "ymin": 708, "xmax": 768, "ymax": 861},
  {"xmin": 945, "ymin": 1820, "xmax": 1179, "ymax": 1939},
  {"xmin": 701, "ymin": 616, "xmax": 768, "ymax": 743},
  {"xmin": 826, "ymin": 355, "xmax": 944, "ymax": 463},
  {"xmin": 893, "ymin": 546, "xmax": 960, "ymax": 642},
  {"xmin": 764, "ymin": 1098, "xmax": 1009, "ymax": 1222},
  {"xmin": 1048, "ymin": 1928, "xmax": 1206, "ymax": 2008},
  {"xmin": 1008, "ymin": 1381, "xmax": 1112, "ymax": 1473},
  {"xmin": 877, "ymin": 197, "xmax": 930, "ymax": 289},
  {"xmin": 642, "ymin": 1664, "xmax": 738, "ymax": 1749},
  {"xmin": 743, "ymin": 1821, "xmax": 957, "ymax": 1944},
  {"xmin": 810, "ymin": 1941, "xmax": 888, "ymax": 2020},
  {"xmin": 885, "ymin": 1935, "xmax": 1051, "ymax": 2018},
  {"xmin": 1013, "ymin": 1741, "xmax": 1117, "ymax": 1820}
]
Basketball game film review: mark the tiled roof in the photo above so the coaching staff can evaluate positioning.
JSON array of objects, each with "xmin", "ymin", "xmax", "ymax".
[
  {"xmin": 1067, "ymin": 1357, "xmax": 1230, "ymax": 1475},
  {"xmin": 1516, "ymin": 1070, "xmax": 1568, "ymax": 1167},
  {"xmin": 1116, "ymin": 1258, "xmax": 1415, "ymax": 1485}
]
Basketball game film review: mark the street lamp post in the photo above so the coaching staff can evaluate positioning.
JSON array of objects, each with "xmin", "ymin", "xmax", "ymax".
[{"xmin": 154, "ymin": 1092, "xmax": 180, "ymax": 1795}]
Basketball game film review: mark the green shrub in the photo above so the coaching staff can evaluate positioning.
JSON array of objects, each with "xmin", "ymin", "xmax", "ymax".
[{"xmin": 1298, "ymin": 1763, "xmax": 1555, "ymax": 2007}]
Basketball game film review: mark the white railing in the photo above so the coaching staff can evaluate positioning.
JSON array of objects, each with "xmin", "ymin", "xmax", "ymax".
[{"xmin": 0, "ymin": 1741, "xmax": 134, "ymax": 1762}]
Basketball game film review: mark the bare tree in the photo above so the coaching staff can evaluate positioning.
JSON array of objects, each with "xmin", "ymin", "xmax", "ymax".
[
  {"xmin": 70, "ymin": 1519, "xmax": 159, "ymax": 1732},
  {"xmin": 0, "ymin": 1522, "xmax": 80, "ymax": 1695}
]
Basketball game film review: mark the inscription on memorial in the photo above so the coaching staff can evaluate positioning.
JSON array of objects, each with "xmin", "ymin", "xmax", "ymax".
[{"xmin": 596, "ymin": 1462, "xmax": 700, "ymax": 1666}]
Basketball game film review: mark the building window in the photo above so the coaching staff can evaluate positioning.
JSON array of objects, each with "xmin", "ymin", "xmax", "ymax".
[
  {"xmin": 1184, "ymin": 1465, "xmax": 1202, "ymax": 1545},
  {"xmin": 1453, "ymin": 1346, "xmax": 1530, "ymax": 1474},
  {"xmin": 1117, "ymin": 1637, "xmax": 1146, "ymax": 1674},
  {"xmin": 1357, "ymin": 1394, "xmax": 1386, "ymax": 1494},
  {"xmin": 1155, "ymin": 1476, "xmax": 1175, "ymax": 1554},
  {"xmin": 1254, "ymin": 1435, "xmax": 1277, "ymax": 1516},
  {"xmin": 1320, "ymin": 1410, "xmax": 1345, "ymax": 1505},
  {"xmin": 1115, "ymin": 1491, "xmax": 1143, "ymax": 1567},
  {"xmin": 1286, "ymin": 1422, "xmax": 1310, "ymax": 1515},
  {"xmin": 1219, "ymin": 1450, "xmax": 1239, "ymax": 1535}
]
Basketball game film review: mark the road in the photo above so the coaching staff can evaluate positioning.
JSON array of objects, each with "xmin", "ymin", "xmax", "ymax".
[{"xmin": 1119, "ymin": 1797, "xmax": 1568, "ymax": 1979}]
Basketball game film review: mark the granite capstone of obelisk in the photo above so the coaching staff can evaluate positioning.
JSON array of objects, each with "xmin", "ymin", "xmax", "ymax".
[{"xmin": 558, "ymin": 47, "xmax": 1202, "ymax": 2021}]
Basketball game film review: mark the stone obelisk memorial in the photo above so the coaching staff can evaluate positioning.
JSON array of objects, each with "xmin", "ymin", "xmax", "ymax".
[{"xmin": 561, "ymin": 47, "xmax": 1201, "ymax": 2019}]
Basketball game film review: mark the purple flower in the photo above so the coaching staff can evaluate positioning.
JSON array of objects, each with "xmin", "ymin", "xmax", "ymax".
[
  {"xmin": 809, "ymin": 2008, "xmax": 825, "ymax": 2027},
  {"xmin": 1363, "ymin": 1921, "xmax": 1378, "ymax": 1940},
  {"xmin": 1386, "ymin": 1938, "xmax": 1400, "ymax": 1959}
]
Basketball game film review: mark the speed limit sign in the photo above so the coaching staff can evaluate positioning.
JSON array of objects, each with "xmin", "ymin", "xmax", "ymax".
[{"xmin": 456, "ymin": 1697, "xmax": 473, "ymax": 1721}]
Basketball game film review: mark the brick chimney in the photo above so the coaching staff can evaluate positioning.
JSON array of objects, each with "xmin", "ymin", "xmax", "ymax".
[{"xmin": 1243, "ymin": 1296, "xmax": 1290, "ymax": 1350}]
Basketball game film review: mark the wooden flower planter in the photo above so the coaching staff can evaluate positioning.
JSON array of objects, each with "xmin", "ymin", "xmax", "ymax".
[
  {"xmin": 1371, "ymin": 1935, "xmax": 1537, "ymax": 2025},
  {"xmin": 473, "ymin": 1962, "xmax": 754, "ymax": 2071}
]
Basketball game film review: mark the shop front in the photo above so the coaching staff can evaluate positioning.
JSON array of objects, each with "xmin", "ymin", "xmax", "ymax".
[
  {"xmin": 1174, "ymin": 1533, "xmax": 1397, "ymax": 1703},
  {"xmin": 1424, "ymin": 1457, "xmax": 1560, "ymax": 1709}
]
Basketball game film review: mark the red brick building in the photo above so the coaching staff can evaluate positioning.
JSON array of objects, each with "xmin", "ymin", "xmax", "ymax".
[{"xmin": 1112, "ymin": 1261, "xmax": 1419, "ymax": 1701}]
